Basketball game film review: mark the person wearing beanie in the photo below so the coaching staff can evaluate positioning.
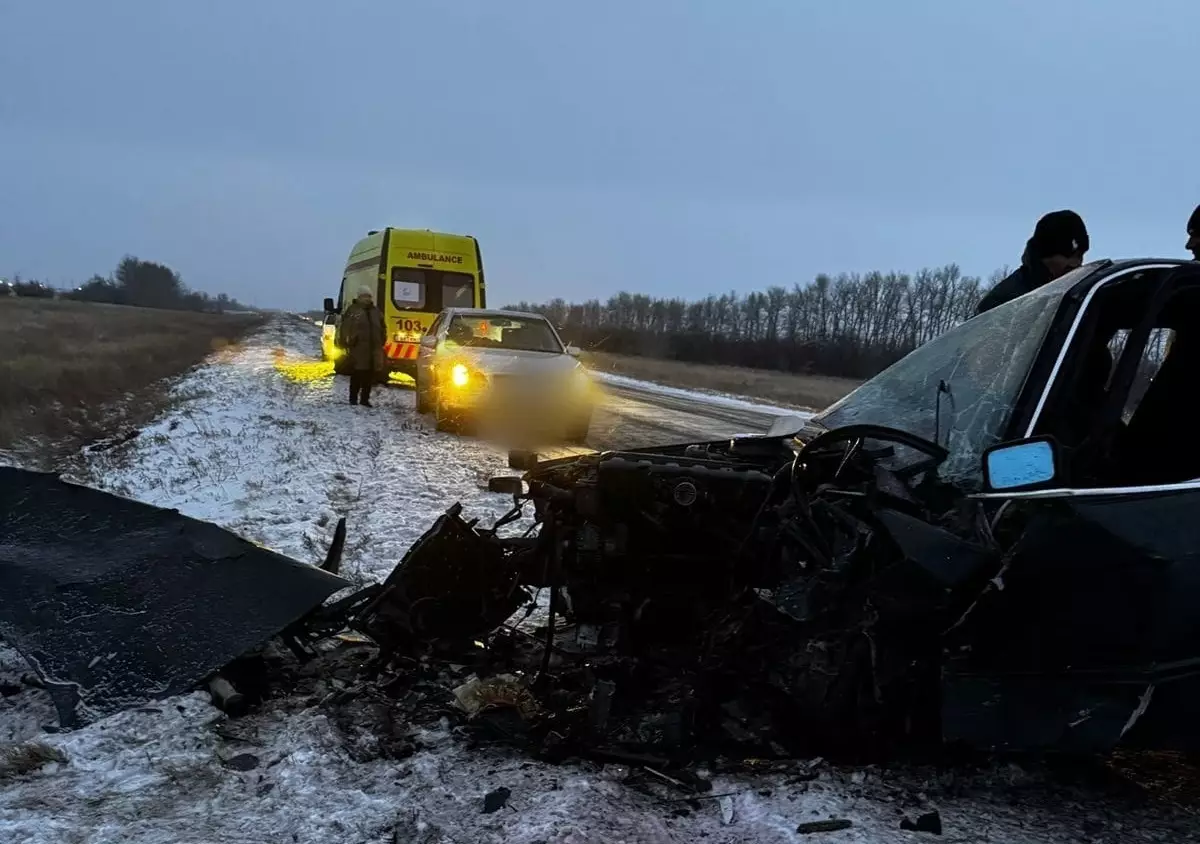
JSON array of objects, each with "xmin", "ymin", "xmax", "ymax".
[
  {"xmin": 975, "ymin": 210, "xmax": 1090, "ymax": 315},
  {"xmin": 1186, "ymin": 204, "xmax": 1200, "ymax": 261},
  {"xmin": 335, "ymin": 285, "xmax": 387, "ymax": 406}
]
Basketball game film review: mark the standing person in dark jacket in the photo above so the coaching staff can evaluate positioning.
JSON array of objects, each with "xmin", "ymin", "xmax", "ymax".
[
  {"xmin": 335, "ymin": 286, "xmax": 387, "ymax": 407},
  {"xmin": 975, "ymin": 210, "xmax": 1090, "ymax": 315},
  {"xmin": 1186, "ymin": 204, "xmax": 1200, "ymax": 261}
]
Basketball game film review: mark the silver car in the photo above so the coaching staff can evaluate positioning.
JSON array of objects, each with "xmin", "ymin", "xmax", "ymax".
[{"xmin": 414, "ymin": 308, "xmax": 596, "ymax": 442}]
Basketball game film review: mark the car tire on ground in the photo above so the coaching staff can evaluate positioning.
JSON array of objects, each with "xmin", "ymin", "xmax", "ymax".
[
  {"xmin": 565, "ymin": 413, "xmax": 592, "ymax": 445},
  {"xmin": 434, "ymin": 396, "xmax": 471, "ymax": 434},
  {"xmin": 333, "ymin": 357, "xmax": 352, "ymax": 376},
  {"xmin": 416, "ymin": 379, "xmax": 433, "ymax": 414}
]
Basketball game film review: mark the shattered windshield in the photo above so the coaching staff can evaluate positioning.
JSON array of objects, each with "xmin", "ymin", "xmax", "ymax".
[{"xmin": 815, "ymin": 267, "xmax": 1092, "ymax": 488}]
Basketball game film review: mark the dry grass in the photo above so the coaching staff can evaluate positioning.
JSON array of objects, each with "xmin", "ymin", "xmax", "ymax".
[
  {"xmin": 0, "ymin": 297, "xmax": 262, "ymax": 465},
  {"xmin": 0, "ymin": 741, "xmax": 67, "ymax": 779},
  {"xmin": 582, "ymin": 351, "xmax": 862, "ymax": 411}
]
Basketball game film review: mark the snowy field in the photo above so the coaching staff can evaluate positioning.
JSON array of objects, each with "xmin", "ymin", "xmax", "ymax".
[{"xmin": 1, "ymin": 316, "xmax": 1195, "ymax": 843}]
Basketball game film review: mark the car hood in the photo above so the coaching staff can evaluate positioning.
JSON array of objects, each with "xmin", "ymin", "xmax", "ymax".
[{"xmin": 458, "ymin": 348, "xmax": 581, "ymax": 377}]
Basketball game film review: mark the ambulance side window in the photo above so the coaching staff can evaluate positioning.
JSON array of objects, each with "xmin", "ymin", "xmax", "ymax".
[{"xmin": 392, "ymin": 268, "xmax": 427, "ymax": 309}]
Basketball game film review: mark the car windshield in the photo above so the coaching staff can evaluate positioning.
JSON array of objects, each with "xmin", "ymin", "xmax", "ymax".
[
  {"xmin": 814, "ymin": 266, "xmax": 1094, "ymax": 489},
  {"xmin": 445, "ymin": 314, "xmax": 563, "ymax": 353}
]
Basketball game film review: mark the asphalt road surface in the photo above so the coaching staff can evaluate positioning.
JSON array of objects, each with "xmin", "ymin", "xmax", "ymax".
[{"xmin": 586, "ymin": 377, "xmax": 799, "ymax": 451}]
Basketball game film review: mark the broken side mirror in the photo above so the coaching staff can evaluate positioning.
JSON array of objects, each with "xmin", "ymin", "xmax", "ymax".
[
  {"xmin": 565, "ymin": 344, "xmax": 582, "ymax": 357},
  {"xmin": 982, "ymin": 436, "xmax": 1060, "ymax": 492},
  {"xmin": 420, "ymin": 334, "xmax": 437, "ymax": 348},
  {"xmin": 488, "ymin": 476, "xmax": 524, "ymax": 496}
]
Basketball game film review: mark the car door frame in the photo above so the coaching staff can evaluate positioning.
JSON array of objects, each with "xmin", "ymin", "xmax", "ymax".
[
  {"xmin": 948, "ymin": 260, "xmax": 1200, "ymax": 754},
  {"xmin": 1001, "ymin": 260, "xmax": 1190, "ymax": 443}
]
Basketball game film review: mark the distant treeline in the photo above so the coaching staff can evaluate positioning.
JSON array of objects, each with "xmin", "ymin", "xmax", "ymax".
[
  {"xmin": 4, "ymin": 256, "xmax": 252, "ymax": 313},
  {"xmin": 507, "ymin": 264, "xmax": 1001, "ymax": 379}
]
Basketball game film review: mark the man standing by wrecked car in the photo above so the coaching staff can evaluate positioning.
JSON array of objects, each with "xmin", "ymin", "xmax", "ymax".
[
  {"xmin": 336, "ymin": 286, "xmax": 387, "ymax": 407},
  {"xmin": 975, "ymin": 210, "xmax": 1090, "ymax": 314},
  {"xmin": 1186, "ymin": 204, "xmax": 1200, "ymax": 262}
]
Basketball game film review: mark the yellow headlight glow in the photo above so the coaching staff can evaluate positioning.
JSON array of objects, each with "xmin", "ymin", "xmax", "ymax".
[{"xmin": 450, "ymin": 363, "xmax": 470, "ymax": 387}]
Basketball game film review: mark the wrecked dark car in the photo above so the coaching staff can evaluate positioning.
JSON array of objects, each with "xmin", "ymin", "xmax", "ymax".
[
  {"xmin": 357, "ymin": 258, "xmax": 1200, "ymax": 760},
  {"xmin": 5, "ymin": 258, "xmax": 1200, "ymax": 771}
]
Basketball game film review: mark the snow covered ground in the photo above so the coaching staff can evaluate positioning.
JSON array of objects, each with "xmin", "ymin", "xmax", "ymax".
[{"xmin": 1, "ymin": 316, "xmax": 1195, "ymax": 843}]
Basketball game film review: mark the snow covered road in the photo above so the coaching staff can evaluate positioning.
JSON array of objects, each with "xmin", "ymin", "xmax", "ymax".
[
  {"xmin": 588, "ymin": 373, "xmax": 810, "ymax": 448},
  {"xmin": 1, "ymin": 316, "xmax": 1196, "ymax": 843}
]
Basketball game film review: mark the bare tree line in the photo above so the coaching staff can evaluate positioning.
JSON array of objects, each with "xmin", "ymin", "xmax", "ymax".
[
  {"xmin": 507, "ymin": 264, "xmax": 1005, "ymax": 379},
  {"xmin": 3, "ymin": 256, "xmax": 253, "ymax": 313}
]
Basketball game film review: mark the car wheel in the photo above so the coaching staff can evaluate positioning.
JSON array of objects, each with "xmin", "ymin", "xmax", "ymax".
[
  {"xmin": 565, "ymin": 412, "xmax": 591, "ymax": 445},
  {"xmin": 434, "ymin": 396, "xmax": 466, "ymax": 434},
  {"xmin": 437, "ymin": 412, "xmax": 473, "ymax": 435}
]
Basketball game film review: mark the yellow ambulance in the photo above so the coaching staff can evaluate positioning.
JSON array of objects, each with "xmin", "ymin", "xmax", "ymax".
[{"xmin": 322, "ymin": 228, "xmax": 487, "ymax": 380}]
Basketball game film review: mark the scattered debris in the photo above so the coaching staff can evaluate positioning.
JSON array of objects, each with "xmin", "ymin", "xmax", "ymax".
[
  {"xmin": 718, "ymin": 794, "xmax": 735, "ymax": 825},
  {"xmin": 453, "ymin": 674, "xmax": 540, "ymax": 721},
  {"xmin": 900, "ymin": 810, "xmax": 943, "ymax": 835},
  {"xmin": 221, "ymin": 753, "xmax": 261, "ymax": 772},
  {"xmin": 796, "ymin": 818, "xmax": 854, "ymax": 834},
  {"xmin": 207, "ymin": 675, "xmax": 247, "ymax": 716},
  {"xmin": 482, "ymin": 786, "xmax": 511, "ymax": 814},
  {"xmin": 83, "ymin": 429, "xmax": 141, "ymax": 454}
]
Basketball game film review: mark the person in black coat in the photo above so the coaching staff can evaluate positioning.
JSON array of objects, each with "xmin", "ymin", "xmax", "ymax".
[
  {"xmin": 975, "ymin": 210, "xmax": 1090, "ymax": 315},
  {"xmin": 1186, "ymin": 204, "xmax": 1200, "ymax": 261}
]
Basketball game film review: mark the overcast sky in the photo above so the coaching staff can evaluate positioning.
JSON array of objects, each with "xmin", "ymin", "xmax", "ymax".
[{"xmin": 3, "ymin": 1, "xmax": 1197, "ymax": 309}]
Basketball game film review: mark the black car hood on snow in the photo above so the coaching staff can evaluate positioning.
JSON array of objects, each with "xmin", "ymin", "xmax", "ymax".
[{"xmin": 0, "ymin": 468, "xmax": 350, "ymax": 727}]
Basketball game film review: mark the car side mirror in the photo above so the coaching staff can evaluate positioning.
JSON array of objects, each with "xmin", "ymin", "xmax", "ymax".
[
  {"xmin": 420, "ymin": 335, "xmax": 437, "ymax": 348},
  {"xmin": 323, "ymin": 297, "xmax": 336, "ymax": 313},
  {"xmin": 565, "ymin": 344, "xmax": 581, "ymax": 357},
  {"xmin": 982, "ymin": 437, "xmax": 1060, "ymax": 492}
]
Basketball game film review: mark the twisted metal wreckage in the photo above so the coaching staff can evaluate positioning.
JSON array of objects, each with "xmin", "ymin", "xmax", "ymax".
[{"xmin": 4, "ymin": 258, "xmax": 1200, "ymax": 763}]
